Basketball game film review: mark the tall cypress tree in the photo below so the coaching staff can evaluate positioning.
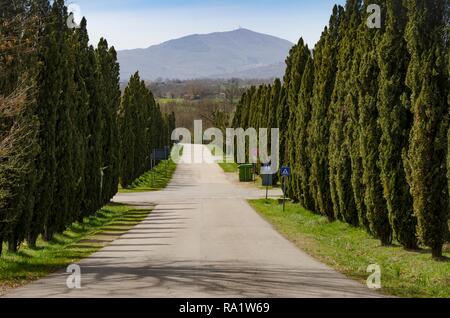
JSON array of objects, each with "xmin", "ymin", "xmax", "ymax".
[
  {"xmin": 82, "ymin": 42, "xmax": 104, "ymax": 216},
  {"xmin": 118, "ymin": 73, "xmax": 138, "ymax": 188},
  {"xmin": 134, "ymin": 79, "xmax": 147, "ymax": 176},
  {"xmin": 296, "ymin": 55, "xmax": 315, "ymax": 210},
  {"xmin": 268, "ymin": 79, "xmax": 281, "ymax": 183},
  {"xmin": 308, "ymin": 5, "xmax": 343, "ymax": 221},
  {"xmin": 2, "ymin": 0, "xmax": 160, "ymax": 251},
  {"xmin": 33, "ymin": 0, "xmax": 65, "ymax": 241},
  {"xmin": 26, "ymin": 0, "xmax": 54, "ymax": 246},
  {"xmin": 279, "ymin": 45, "xmax": 296, "ymax": 171},
  {"xmin": 405, "ymin": 0, "xmax": 449, "ymax": 259},
  {"xmin": 357, "ymin": 1, "xmax": 392, "ymax": 244},
  {"xmin": 232, "ymin": 93, "xmax": 245, "ymax": 129},
  {"xmin": 96, "ymin": 39, "xmax": 121, "ymax": 204},
  {"xmin": 378, "ymin": 0, "xmax": 417, "ymax": 249},
  {"xmin": 285, "ymin": 40, "xmax": 310, "ymax": 201},
  {"xmin": 76, "ymin": 19, "xmax": 101, "ymax": 220},
  {"xmin": 347, "ymin": 4, "xmax": 369, "ymax": 231},
  {"xmin": 269, "ymin": 80, "xmax": 282, "ymax": 132},
  {"xmin": 70, "ymin": 18, "xmax": 90, "ymax": 223},
  {"xmin": 52, "ymin": 0, "xmax": 76, "ymax": 235},
  {"xmin": 329, "ymin": 0, "xmax": 361, "ymax": 225}
]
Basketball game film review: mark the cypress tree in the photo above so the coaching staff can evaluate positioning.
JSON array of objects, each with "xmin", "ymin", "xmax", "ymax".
[
  {"xmin": 107, "ymin": 46, "xmax": 121, "ymax": 202},
  {"xmin": 296, "ymin": 55, "xmax": 315, "ymax": 210},
  {"xmin": 134, "ymin": 79, "xmax": 146, "ymax": 176},
  {"xmin": 268, "ymin": 79, "xmax": 282, "ymax": 183},
  {"xmin": 308, "ymin": 5, "xmax": 343, "ymax": 220},
  {"xmin": 378, "ymin": 0, "xmax": 417, "ymax": 249},
  {"xmin": 26, "ymin": 0, "xmax": 54, "ymax": 246},
  {"xmin": 118, "ymin": 73, "xmax": 138, "ymax": 187},
  {"xmin": 329, "ymin": 0, "xmax": 361, "ymax": 225},
  {"xmin": 347, "ymin": 4, "xmax": 368, "ymax": 231},
  {"xmin": 119, "ymin": 72, "xmax": 171, "ymax": 186},
  {"xmin": 96, "ymin": 39, "xmax": 121, "ymax": 204},
  {"xmin": 144, "ymin": 85, "xmax": 154, "ymax": 170},
  {"xmin": 269, "ymin": 80, "xmax": 282, "ymax": 132},
  {"xmin": 232, "ymin": 93, "xmax": 245, "ymax": 128},
  {"xmin": 52, "ymin": 0, "xmax": 76, "ymax": 235},
  {"xmin": 285, "ymin": 40, "xmax": 310, "ymax": 202},
  {"xmin": 2, "ymin": 0, "xmax": 163, "ymax": 251},
  {"xmin": 75, "ymin": 19, "xmax": 101, "ymax": 220},
  {"xmin": 279, "ymin": 45, "xmax": 296, "ymax": 171},
  {"xmin": 33, "ymin": 0, "xmax": 64, "ymax": 241},
  {"xmin": 404, "ymin": 0, "xmax": 449, "ymax": 259},
  {"xmin": 357, "ymin": 1, "xmax": 392, "ymax": 244},
  {"xmin": 83, "ymin": 42, "xmax": 104, "ymax": 215},
  {"xmin": 70, "ymin": 18, "xmax": 90, "ymax": 223}
]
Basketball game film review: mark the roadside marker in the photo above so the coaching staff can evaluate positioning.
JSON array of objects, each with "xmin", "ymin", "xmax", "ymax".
[{"xmin": 281, "ymin": 166, "xmax": 290, "ymax": 212}]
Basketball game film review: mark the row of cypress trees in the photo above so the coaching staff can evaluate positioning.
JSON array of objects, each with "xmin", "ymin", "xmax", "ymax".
[
  {"xmin": 233, "ymin": 0, "xmax": 450, "ymax": 259},
  {"xmin": 119, "ymin": 71, "xmax": 176, "ymax": 188},
  {"xmin": 0, "ymin": 0, "xmax": 173, "ymax": 255}
]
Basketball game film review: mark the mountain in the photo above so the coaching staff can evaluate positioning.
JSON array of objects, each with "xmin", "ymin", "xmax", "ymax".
[{"xmin": 117, "ymin": 28, "xmax": 293, "ymax": 81}]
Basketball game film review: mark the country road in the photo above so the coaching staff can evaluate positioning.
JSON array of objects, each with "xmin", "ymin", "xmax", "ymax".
[{"xmin": 4, "ymin": 144, "xmax": 381, "ymax": 298}]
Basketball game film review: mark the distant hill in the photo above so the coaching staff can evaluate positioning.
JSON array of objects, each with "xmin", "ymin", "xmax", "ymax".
[{"xmin": 117, "ymin": 28, "xmax": 293, "ymax": 81}]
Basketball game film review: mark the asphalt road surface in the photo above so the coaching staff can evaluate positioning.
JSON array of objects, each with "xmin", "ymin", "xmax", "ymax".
[{"xmin": 5, "ymin": 144, "xmax": 381, "ymax": 298}]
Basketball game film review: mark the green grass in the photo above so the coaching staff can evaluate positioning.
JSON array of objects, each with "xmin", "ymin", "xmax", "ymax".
[
  {"xmin": 205, "ymin": 144, "xmax": 239, "ymax": 173},
  {"xmin": 249, "ymin": 199, "xmax": 450, "ymax": 298},
  {"xmin": 218, "ymin": 162, "xmax": 239, "ymax": 173},
  {"xmin": 0, "ymin": 204, "xmax": 151, "ymax": 295},
  {"xmin": 119, "ymin": 145, "xmax": 182, "ymax": 193},
  {"xmin": 118, "ymin": 159, "xmax": 177, "ymax": 193}
]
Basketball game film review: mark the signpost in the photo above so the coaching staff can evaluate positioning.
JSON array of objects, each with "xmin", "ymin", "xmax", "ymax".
[{"xmin": 280, "ymin": 166, "xmax": 291, "ymax": 212}]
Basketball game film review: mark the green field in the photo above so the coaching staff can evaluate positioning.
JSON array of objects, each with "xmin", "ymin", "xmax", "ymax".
[
  {"xmin": 0, "ymin": 204, "xmax": 151, "ymax": 295},
  {"xmin": 157, "ymin": 98, "xmax": 184, "ymax": 104},
  {"xmin": 249, "ymin": 199, "xmax": 450, "ymax": 298}
]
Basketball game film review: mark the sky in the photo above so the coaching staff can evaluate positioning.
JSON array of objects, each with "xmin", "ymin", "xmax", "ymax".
[{"xmin": 68, "ymin": 0, "xmax": 346, "ymax": 50}]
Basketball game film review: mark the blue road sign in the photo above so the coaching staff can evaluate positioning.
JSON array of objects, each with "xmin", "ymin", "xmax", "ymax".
[{"xmin": 281, "ymin": 166, "xmax": 291, "ymax": 177}]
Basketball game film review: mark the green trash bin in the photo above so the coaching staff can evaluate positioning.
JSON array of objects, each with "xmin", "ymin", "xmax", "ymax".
[{"xmin": 239, "ymin": 164, "xmax": 253, "ymax": 182}]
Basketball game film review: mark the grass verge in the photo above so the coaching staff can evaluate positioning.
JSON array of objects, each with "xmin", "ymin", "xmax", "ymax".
[
  {"xmin": 205, "ymin": 144, "xmax": 239, "ymax": 173},
  {"xmin": 218, "ymin": 162, "xmax": 239, "ymax": 173},
  {"xmin": 249, "ymin": 199, "xmax": 450, "ymax": 298},
  {"xmin": 0, "ymin": 204, "xmax": 151, "ymax": 295},
  {"xmin": 118, "ymin": 159, "xmax": 177, "ymax": 193},
  {"xmin": 119, "ymin": 145, "xmax": 182, "ymax": 193}
]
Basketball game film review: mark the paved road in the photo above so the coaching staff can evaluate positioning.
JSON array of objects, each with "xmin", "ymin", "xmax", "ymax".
[{"xmin": 5, "ymin": 144, "xmax": 380, "ymax": 298}]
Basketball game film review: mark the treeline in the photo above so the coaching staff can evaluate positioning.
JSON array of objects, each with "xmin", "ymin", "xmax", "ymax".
[
  {"xmin": 119, "ymin": 72, "xmax": 175, "ymax": 188},
  {"xmin": 148, "ymin": 78, "xmax": 268, "ymax": 100},
  {"xmin": 233, "ymin": 0, "xmax": 450, "ymax": 259},
  {"xmin": 0, "ymin": 0, "xmax": 173, "ymax": 255}
]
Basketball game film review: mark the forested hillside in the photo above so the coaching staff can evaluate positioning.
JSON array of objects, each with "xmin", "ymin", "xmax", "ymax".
[
  {"xmin": 117, "ymin": 28, "xmax": 293, "ymax": 80},
  {"xmin": 0, "ymin": 0, "xmax": 173, "ymax": 255},
  {"xmin": 233, "ymin": 0, "xmax": 450, "ymax": 259}
]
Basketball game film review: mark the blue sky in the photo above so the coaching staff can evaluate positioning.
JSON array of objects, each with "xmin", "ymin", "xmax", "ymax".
[{"xmin": 68, "ymin": 0, "xmax": 345, "ymax": 50}]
